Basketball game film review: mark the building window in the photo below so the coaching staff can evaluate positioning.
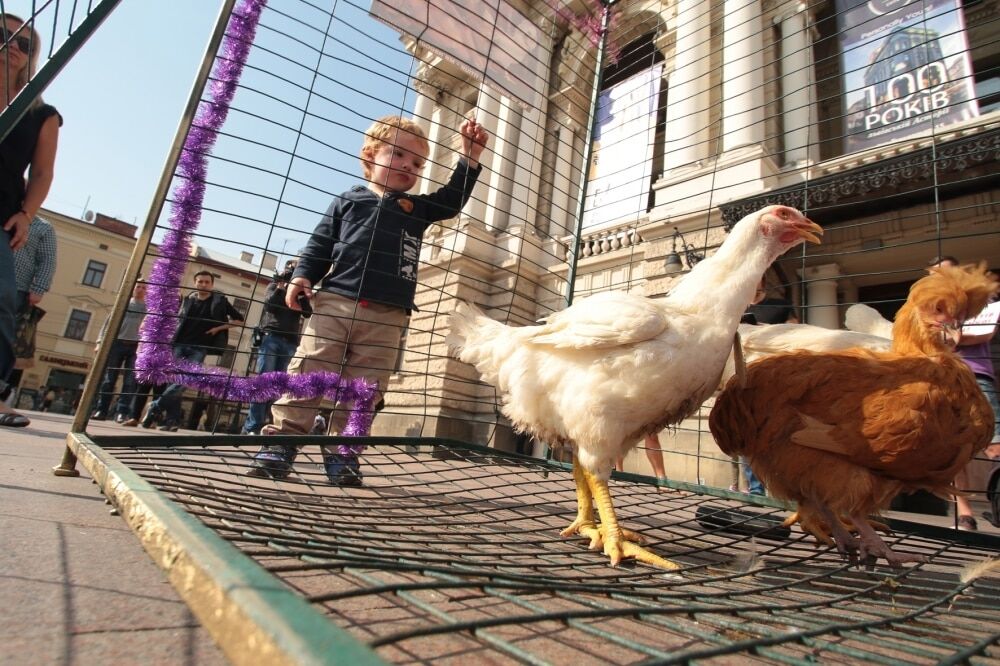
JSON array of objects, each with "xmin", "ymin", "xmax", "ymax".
[
  {"xmin": 233, "ymin": 297, "xmax": 250, "ymax": 319},
  {"xmin": 64, "ymin": 309, "xmax": 91, "ymax": 341},
  {"xmin": 82, "ymin": 260, "xmax": 107, "ymax": 288}
]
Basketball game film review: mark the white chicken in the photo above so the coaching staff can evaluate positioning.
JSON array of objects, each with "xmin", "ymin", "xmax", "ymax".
[
  {"xmin": 844, "ymin": 302, "xmax": 894, "ymax": 339},
  {"xmin": 448, "ymin": 205, "xmax": 823, "ymax": 568},
  {"xmin": 719, "ymin": 321, "xmax": 892, "ymax": 388}
]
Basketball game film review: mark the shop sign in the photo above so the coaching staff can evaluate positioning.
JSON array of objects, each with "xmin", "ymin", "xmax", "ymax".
[{"xmin": 38, "ymin": 354, "xmax": 90, "ymax": 370}]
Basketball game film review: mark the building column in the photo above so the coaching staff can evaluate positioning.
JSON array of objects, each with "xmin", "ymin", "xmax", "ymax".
[
  {"xmin": 463, "ymin": 82, "xmax": 502, "ymax": 225},
  {"xmin": 799, "ymin": 263, "xmax": 841, "ymax": 329},
  {"xmin": 412, "ymin": 62, "xmax": 461, "ymax": 196},
  {"xmin": 507, "ymin": 105, "xmax": 544, "ymax": 231},
  {"xmin": 550, "ymin": 117, "xmax": 577, "ymax": 237},
  {"xmin": 482, "ymin": 95, "xmax": 522, "ymax": 233},
  {"xmin": 663, "ymin": 0, "xmax": 711, "ymax": 172},
  {"xmin": 722, "ymin": 0, "xmax": 765, "ymax": 151},
  {"xmin": 412, "ymin": 84, "xmax": 435, "ymax": 133},
  {"xmin": 776, "ymin": 2, "xmax": 817, "ymax": 166}
]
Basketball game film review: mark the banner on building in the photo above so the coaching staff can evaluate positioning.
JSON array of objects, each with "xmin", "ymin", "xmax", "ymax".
[
  {"xmin": 838, "ymin": 0, "xmax": 978, "ymax": 153},
  {"xmin": 369, "ymin": 0, "xmax": 549, "ymax": 110},
  {"xmin": 581, "ymin": 65, "xmax": 662, "ymax": 231}
]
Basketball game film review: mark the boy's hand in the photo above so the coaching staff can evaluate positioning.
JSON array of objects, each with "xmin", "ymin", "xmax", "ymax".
[
  {"xmin": 460, "ymin": 117, "xmax": 489, "ymax": 168},
  {"xmin": 286, "ymin": 277, "xmax": 313, "ymax": 311}
]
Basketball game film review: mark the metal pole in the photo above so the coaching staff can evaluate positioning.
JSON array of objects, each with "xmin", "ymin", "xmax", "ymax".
[
  {"xmin": 563, "ymin": 1, "xmax": 612, "ymax": 307},
  {"xmin": 54, "ymin": 0, "xmax": 241, "ymax": 476}
]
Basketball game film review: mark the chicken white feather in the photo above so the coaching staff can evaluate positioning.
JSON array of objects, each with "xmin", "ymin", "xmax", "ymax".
[
  {"xmin": 844, "ymin": 303, "xmax": 894, "ymax": 339},
  {"xmin": 719, "ymin": 322, "xmax": 892, "ymax": 389}
]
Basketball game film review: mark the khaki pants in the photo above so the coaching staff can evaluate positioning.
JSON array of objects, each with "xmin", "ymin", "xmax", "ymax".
[{"xmin": 269, "ymin": 292, "xmax": 407, "ymax": 441}]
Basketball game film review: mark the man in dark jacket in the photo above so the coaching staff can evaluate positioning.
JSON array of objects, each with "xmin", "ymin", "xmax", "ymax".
[
  {"xmin": 242, "ymin": 260, "xmax": 309, "ymax": 434},
  {"xmin": 142, "ymin": 270, "xmax": 244, "ymax": 431}
]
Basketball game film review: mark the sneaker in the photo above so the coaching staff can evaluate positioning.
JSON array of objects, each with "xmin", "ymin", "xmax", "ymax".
[
  {"xmin": 957, "ymin": 515, "xmax": 978, "ymax": 531},
  {"xmin": 324, "ymin": 453, "xmax": 363, "ymax": 487},
  {"xmin": 140, "ymin": 406, "xmax": 160, "ymax": 429},
  {"xmin": 246, "ymin": 444, "xmax": 298, "ymax": 479},
  {"xmin": 91, "ymin": 411, "xmax": 107, "ymax": 421},
  {"xmin": 120, "ymin": 418, "xmax": 139, "ymax": 427},
  {"xmin": 159, "ymin": 422, "xmax": 179, "ymax": 432},
  {"xmin": 114, "ymin": 414, "xmax": 127, "ymax": 424}
]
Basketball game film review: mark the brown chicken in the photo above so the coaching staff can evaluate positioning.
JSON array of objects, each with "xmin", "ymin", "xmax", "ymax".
[{"xmin": 709, "ymin": 263, "xmax": 999, "ymax": 567}]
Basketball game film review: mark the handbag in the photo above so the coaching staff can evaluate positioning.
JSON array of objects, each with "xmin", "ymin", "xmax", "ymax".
[{"xmin": 13, "ymin": 305, "xmax": 45, "ymax": 359}]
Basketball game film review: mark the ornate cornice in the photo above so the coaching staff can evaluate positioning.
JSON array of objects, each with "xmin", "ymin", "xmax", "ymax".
[
  {"xmin": 720, "ymin": 128, "xmax": 1000, "ymax": 230},
  {"xmin": 413, "ymin": 61, "xmax": 459, "ymax": 98}
]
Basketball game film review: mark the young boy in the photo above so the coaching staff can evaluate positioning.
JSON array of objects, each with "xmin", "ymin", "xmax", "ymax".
[{"xmin": 248, "ymin": 114, "xmax": 489, "ymax": 485}]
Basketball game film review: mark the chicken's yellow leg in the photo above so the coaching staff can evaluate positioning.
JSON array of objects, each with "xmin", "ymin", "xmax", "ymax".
[
  {"xmin": 560, "ymin": 458, "xmax": 646, "ymax": 551},
  {"xmin": 560, "ymin": 458, "xmax": 597, "ymax": 540},
  {"xmin": 583, "ymin": 467, "xmax": 681, "ymax": 570}
]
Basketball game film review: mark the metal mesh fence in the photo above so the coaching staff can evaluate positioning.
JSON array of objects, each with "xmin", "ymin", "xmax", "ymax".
[{"xmin": 89, "ymin": 435, "xmax": 1000, "ymax": 664}]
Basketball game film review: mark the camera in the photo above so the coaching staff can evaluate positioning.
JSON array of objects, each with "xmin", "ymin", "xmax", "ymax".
[{"xmin": 296, "ymin": 291, "xmax": 313, "ymax": 317}]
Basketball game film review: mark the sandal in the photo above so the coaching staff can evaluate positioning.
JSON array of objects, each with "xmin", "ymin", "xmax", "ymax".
[
  {"xmin": 0, "ymin": 411, "xmax": 30, "ymax": 427},
  {"xmin": 957, "ymin": 515, "xmax": 978, "ymax": 531}
]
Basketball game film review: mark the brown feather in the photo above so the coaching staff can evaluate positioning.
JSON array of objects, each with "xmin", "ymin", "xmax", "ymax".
[{"xmin": 709, "ymin": 264, "xmax": 999, "ymax": 523}]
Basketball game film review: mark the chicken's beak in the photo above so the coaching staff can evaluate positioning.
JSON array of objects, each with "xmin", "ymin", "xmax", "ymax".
[
  {"xmin": 941, "ymin": 321, "xmax": 962, "ymax": 349},
  {"xmin": 794, "ymin": 219, "xmax": 824, "ymax": 245}
]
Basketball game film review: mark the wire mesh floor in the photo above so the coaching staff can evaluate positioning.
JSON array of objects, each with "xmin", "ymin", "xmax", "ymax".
[{"xmin": 86, "ymin": 435, "xmax": 1000, "ymax": 664}]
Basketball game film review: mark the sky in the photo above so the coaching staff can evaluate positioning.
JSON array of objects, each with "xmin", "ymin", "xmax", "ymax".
[
  {"xmin": 15, "ymin": 0, "xmax": 420, "ymax": 264},
  {"xmin": 31, "ymin": 0, "xmax": 223, "ymax": 225}
]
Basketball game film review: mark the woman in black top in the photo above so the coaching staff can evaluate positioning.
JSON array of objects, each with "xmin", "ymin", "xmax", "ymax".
[{"xmin": 0, "ymin": 14, "xmax": 61, "ymax": 427}]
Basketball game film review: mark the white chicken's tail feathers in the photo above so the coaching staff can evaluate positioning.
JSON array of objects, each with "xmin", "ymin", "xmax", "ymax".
[
  {"xmin": 844, "ymin": 303, "xmax": 893, "ymax": 339},
  {"xmin": 446, "ymin": 301, "xmax": 513, "ymax": 358},
  {"xmin": 446, "ymin": 301, "xmax": 493, "ymax": 351},
  {"xmin": 446, "ymin": 301, "xmax": 524, "ymax": 387}
]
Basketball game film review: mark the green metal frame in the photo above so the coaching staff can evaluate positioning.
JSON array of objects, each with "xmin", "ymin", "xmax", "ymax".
[{"xmin": 66, "ymin": 431, "xmax": 387, "ymax": 665}]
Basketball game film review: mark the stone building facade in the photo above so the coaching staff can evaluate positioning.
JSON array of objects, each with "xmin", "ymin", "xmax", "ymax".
[{"xmin": 368, "ymin": 0, "xmax": 999, "ymax": 489}]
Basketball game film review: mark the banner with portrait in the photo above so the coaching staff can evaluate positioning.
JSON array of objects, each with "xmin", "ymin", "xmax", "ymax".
[
  {"xmin": 837, "ymin": 0, "xmax": 979, "ymax": 153},
  {"xmin": 581, "ymin": 64, "xmax": 662, "ymax": 231}
]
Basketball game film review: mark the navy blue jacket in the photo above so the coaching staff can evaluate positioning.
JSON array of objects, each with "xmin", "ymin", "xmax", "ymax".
[{"xmin": 294, "ymin": 160, "xmax": 482, "ymax": 310}]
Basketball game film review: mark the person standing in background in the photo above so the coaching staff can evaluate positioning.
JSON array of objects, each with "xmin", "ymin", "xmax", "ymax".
[
  {"xmin": 13, "ymin": 215, "xmax": 56, "ymax": 311},
  {"xmin": 731, "ymin": 278, "xmax": 799, "ymax": 495},
  {"xmin": 932, "ymin": 256, "xmax": 1000, "ymax": 531},
  {"xmin": 141, "ymin": 271, "xmax": 244, "ymax": 431},
  {"xmin": 242, "ymin": 259, "xmax": 309, "ymax": 434},
  {"xmin": 92, "ymin": 282, "xmax": 147, "ymax": 422},
  {"xmin": 4, "ymin": 215, "xmax": 57, "ymax": 402},
  {"xmin": 0, "ymin": 14, "xmax": 62, "ymax": 428}
]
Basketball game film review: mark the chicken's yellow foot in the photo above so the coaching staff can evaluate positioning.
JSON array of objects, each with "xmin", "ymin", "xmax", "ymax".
[
  {"xmin": 578, "ymin": 524, "xmax": 649, "ymax": 551},
  {"xmin": 582, "ymin": 465, "xmax": 681, "ymax": 571},
  {"xmin": 560, "ymin": 458, "xmax": 596, "ymax": 538}
]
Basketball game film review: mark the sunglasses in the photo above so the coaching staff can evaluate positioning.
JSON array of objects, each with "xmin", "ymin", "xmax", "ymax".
[{"xmin": 0, "ymin": 26, "xmax": 34, "ymax": 55}]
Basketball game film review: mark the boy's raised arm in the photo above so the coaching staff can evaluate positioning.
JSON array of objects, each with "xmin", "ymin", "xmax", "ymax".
[{"xmin": 459, "ymin": 117, "xmax": 489, "ymax": 169}]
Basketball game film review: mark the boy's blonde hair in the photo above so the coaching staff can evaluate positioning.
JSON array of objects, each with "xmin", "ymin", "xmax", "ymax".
[{"xmin": 359, "ymin": 115, "xmax": 430, "ymax": 180}]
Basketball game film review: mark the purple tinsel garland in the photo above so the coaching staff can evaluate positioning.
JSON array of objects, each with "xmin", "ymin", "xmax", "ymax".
[{"xmin": 135, "ymin": 0, "xmax": 376, "ymax": 445}]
